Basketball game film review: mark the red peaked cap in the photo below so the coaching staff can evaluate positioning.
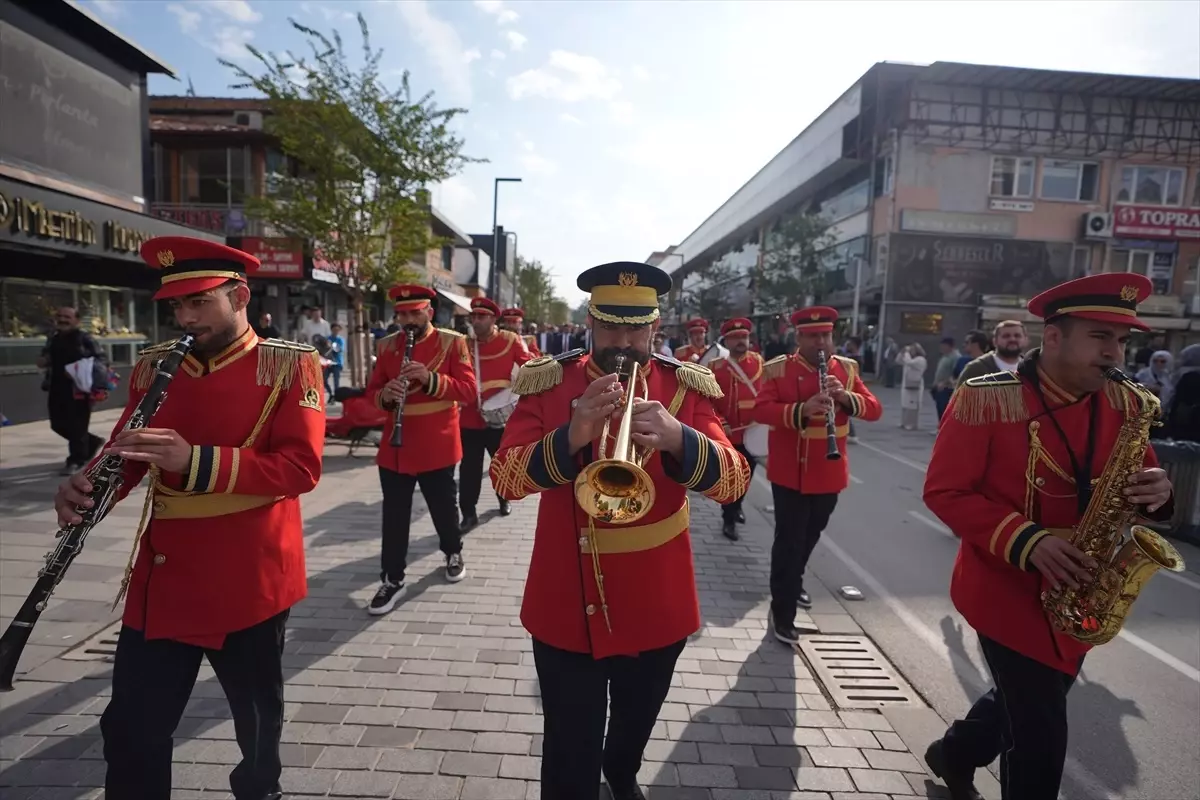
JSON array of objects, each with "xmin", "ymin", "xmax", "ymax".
[
  {"xmin": 1027, "ymin": 273, "xmax": 1153, "ymax": 331},
  {"xmin": 500, "ymin": 307, "xmax": 524, "ymax": 319},
  {"xmin": 389, "ymin": 284, "xmax": 436, "ymax": 311},
  {"xmin": 790, "ymin": 306, "xmax": 838, "ymax": 333},
  {"xmin": 721, "ymin": 318, "xmax": 752, "ymax": 337},
  {"xmin": 471, "ymin": 297, "xmax": 500, "ymax": 315},
  {"xmin": 686, "ymin": 319, "xmax": 709, "ymax": 332},
  {"xmin": 140, "ymin": 236, "xmax": 256, "ymax": 300}
]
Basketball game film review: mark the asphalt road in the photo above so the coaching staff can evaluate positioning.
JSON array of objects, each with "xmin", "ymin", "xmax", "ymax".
[{"xmin": 740, "ymin": 391, "xmax": 1200, "ymax": 800}]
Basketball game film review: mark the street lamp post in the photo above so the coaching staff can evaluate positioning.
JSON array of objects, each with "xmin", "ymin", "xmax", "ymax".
[
  {"xmin": 506, "ymin": 231, "xmax": 519, "ymax": 307},
  {"xmin": 490, "ymin": 177, "xmax": 522, "ymax": 300}
]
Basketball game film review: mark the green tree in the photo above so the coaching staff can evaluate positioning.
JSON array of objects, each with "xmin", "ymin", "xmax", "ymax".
[
  {"xmin": 571, "ymin": 298, "xmax": 590, "ymax": 325},
  {"xmin": 757, "ymin": 213, "xmax": 837, "ymax": 315},
  {"xmin": 515, "ymin": 256, "xmax": 559, "ymax": 324},
  {"xmin": 222, "ymin": 13, "xmax": 479, "ymax": 384},
  {"xmin": 547, "ymin": 298, "xmax": 570, "ymax": 326},
  {"xmin": 679, "ymin": 258, "xmax": 742, "ymax": 323}
]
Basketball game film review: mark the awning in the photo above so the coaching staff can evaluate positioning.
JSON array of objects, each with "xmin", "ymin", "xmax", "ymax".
[{"xmin": 437, "ymin": 288, "xmax": 473, "ymax": 314}]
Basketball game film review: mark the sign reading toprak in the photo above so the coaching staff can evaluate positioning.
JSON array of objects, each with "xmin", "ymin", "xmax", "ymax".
[{"xmin": 1113, "ymin": 205, "xmax": 1200, "ymax": 240}]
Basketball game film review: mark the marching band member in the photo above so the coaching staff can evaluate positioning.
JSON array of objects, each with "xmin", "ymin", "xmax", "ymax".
[
  {"xmin": 489, "ymin": 262, "xmax": 750, "ymax": 800},
  {"xmin": 366, "ymin": 285, "xmax": 476, "ymax": 615},
  {"xmin": 708, "ymin": 317, "xmax": 764, "ymax": 541},
  {"xmin": 458, "ymin": 297, "xmax": 533, "ymax": 530},
  {"xmin": 501, "ymin": 307, "xmax": 541, "ymax": 357},
  {"xmin": 673, "ymin": 318, "xmax": 709, "ymax": 362},
  {"xmin": 922, "ymin": 274, "xmax": 1174, "ymax": 800},
  {"xmin": 50, "ymin": 236, "xmax": 325, "ymax": 800},
  {"xmin": 750, "ymin": 306, "xmax": 881, "ymax": 643}
]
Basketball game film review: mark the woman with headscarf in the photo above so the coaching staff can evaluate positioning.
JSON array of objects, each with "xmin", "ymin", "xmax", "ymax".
[
  {"xmin": 1135, "ymin": 350, "xmax": 1173, "ymax": 397},
  {"xmin": 898, "ymin": 343, "xmax": 927, "ymax": 431},
  {"xmin": 1161, "ymin": 344, "xmax": 1200, "ymax": 442}
]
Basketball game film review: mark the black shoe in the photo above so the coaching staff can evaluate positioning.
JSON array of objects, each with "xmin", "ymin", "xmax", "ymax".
[
  {"xmin": 606, "ymin": 782, "xmax": 646, "ymax": 800},
  {"xmin": 460, "ymin": 512, "xmax": 479, "ymax": 532},
  {"xmin": 446, "ymin": 552, "xmax": 466, "ymax": 583},
  {"xmin": 367, "ymin": 580, "xmax": 406, "ymax": 615},
  {"xmin": 924, "ymin": 739, "xmax": 983, "ymax": 800},
  {"xmin": 773, "ymin": 621, "xmax": 802, "ymax": 645},
  {"xmin": 498, "ymin": 498, "xmax": 511, "ymax": 516},
  {"xmin": 735, "ymin": 509, "xmax": 746, "ymax": 524},
  {"xmin": 88, "ymin": 434, "xmax": 104, "ymax": 460},
  {"xmin": 722, "ymin": 521, "xmax": 739, "ymax": 541},
  {"xmin": 797, "ymin": 591, "xmax": 813, "ymax": 609}
]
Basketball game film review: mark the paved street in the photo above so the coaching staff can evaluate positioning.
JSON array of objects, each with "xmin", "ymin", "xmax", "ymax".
[{"xmin": 3, "ymin": 408, "xmax": 950, "ymax": 799}]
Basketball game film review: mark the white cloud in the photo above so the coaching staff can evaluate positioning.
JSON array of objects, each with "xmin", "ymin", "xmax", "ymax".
[
  {"xmin": 507, "ymin": 50, "xmax": 621, "ymax": 102},
  {"xmin": 463, "ymin": 48, "xmax": 482, "ymax": 65},
  {"xmin": 204, "ymin": 0, "xmax": 262, "ymax": 24},
  {"xmin": 89, "ymin": 0, "xmax": 122, "ymax": 17},
  {"xmin": 630, "ymin": 65, "xmax": 650, "ymax": 81},
  {"xmin": 519, "ymin": 152, "xmax": 558, "ymax": 175},
  {"xmin": 434, "ymin": 176, "xmax": 478, "ymax": 223},
  {"xmin": 505, "ymin": 30, "xmax": 527, "ymax": 52},
  {"xmin": 210, "ymin": 25, "xmax": 255, "ymax": 60},
  {"xmin": 559, "ymin": 112, "xmax": 583, "ymax": 125},
  {"xmin": 474, "ymin": 0, "xmax": 519, "ymax": 25},
  {"xmin": 394, "ymin": 0, "xmax": 476, "ymax": 103},
  {"xmin": 299, "ymin": 1, "xmax": 355, "ymax": 22},
  {"xmin": 609, "ymin": 100, "xmax": 634, "ymax": 125},
  {"xmin": 166, "ymin": 3, "xmax": 202, "ymax": 34},
  {"xmin": 490, "ymin": 49, "xmax": 506, "ymax": 60}
]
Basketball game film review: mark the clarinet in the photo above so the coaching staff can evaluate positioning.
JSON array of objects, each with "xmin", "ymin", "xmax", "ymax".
[
  {"xmin": 388, "ymin": 325, "xmax": 420, "ymax": 447},
  {"xmin": 0, "ymin": 334, "xmax": 195, "ymax": 691},
  {"xmin": 816, "ymin": 350, "xmax": 843, "ymax": 462}
]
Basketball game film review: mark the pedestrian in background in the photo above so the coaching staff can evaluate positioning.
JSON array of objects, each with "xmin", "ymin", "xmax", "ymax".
[
  {"xmin": 323, "ymin": 323, "xmax": 345, "ymax": 401},
  {"xmin": 931, "ymin": 337, "xmax": 961, "ymax": 421},
  {"xmin": 956, "ymin": 320, "xmax": 1028, "ymax": 385},
  {"xmin": 1161, "ymin": 343, "xmax": 1200, "ymax": 441},
  {"xmin": 955, "ymin": 330, "xmax": 989, "ymax": 383},
  {"xmin": 1134, "ymin": 350, "xmax": 1172, "ymax": 397},
  {"xmin": 38, "ymin": 307, "xmax": 107, "ymax": 475},
  {"xmin": 898, "ymin": 343, "xmax": 927, "ymax": 430}
]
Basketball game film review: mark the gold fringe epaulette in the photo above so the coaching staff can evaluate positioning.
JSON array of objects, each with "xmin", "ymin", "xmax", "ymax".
[
  {"xmin": 512, "ymin": 355, "xmax": 565, "ymax": 396},
  {"xmin": 762, "ymin": 354, "xmax": 789, "ymax": 381},
  {"xmin": 257, "ymin": 339, "xmax": 322, "ymax": 392},
  {"xmin": 130, "ymin": 339, "xmax": 183, "ymax": 391},
  {"xmin": 675, "ymin": 361, "xmax": 724, "ymax": 399},
  {"xmin": 952, "ymin": 371, "xmax": 1028, "ymax": 425}
]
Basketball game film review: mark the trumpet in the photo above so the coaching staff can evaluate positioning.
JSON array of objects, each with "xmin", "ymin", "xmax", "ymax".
[
  {"xmin": 816, "ymin": 350, "xmax": 842, "ymax": 462},
  {"xmin": 574, "ymin": 354, "xmax": 656, "ymax": 525}
]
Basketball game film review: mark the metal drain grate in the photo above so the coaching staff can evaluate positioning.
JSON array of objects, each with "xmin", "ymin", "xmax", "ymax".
[
  {"xmin": 798, "ymin": 635, "xmax": 924, "ymax": 709},
  {"xmin": 60, "ymin": 620, "xmax": 123, "ymax": 662}
]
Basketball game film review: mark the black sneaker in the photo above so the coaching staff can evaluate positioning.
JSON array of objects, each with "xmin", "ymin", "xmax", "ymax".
[
  {"xmin": 460, "ymin": 512, "xmax": 479, "ymax": 532},
  {"xmin": 607, "ymin": 782, "xmax": 647, "ymax": 800},
  {"xmin": 773, "ymin": 621, "xmax": 802, "ymax": 645},
  {"xmin": 446, "ymin": 552, "xmax": 466, "ymax": 582},
  {"xmin": 368, "ymin": 581, "xmax": 406, "ymax": 616},
  {"xmin": 924, "ymin": 739, "xmax": 983, "ymax": 800},
  {"xmin": 797, "ymin": 591, "xmax": 813, "ymax": 609},
  {"xmin": 722, "ymin": 521, "xmax": 739, "ymax": 541},
  {"xmin": 498, "ymin": 498, "xmax": 511, "ymax": 516},
  {"xmin": 735, "ymin": 509, "xmax": 746, "ymax": 524}
]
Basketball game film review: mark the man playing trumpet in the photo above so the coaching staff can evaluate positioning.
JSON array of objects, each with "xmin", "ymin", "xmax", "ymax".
[{"xmin": 489, "ymin": 262, "xmax": 750, "ymax": 800}]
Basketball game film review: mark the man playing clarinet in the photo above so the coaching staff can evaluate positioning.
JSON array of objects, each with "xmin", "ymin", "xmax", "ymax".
[
  {"xmin": 52, "ymin": 236, "xmax": 325, "ymax": 800},
  {"xmin": 750, "ymin": 306, "xmax": 881, "ymax": 643},
  {"xmin": 366, "ymin": 285, "xmax": 476, "ymax": 615},
  {"xmin": 489, "ymin": 262, "xmax": 750, "ymax": 800},
  {"xmin": 708, "ymin": 317, "xmax": 764, "ymax": 541},
  {"xmin": 501, "ymin": 307, "xmax": 541, "ymax": 357},
  {"xmin": 459, "ymin": 296, "xmax": 532, "ymax": 530}
]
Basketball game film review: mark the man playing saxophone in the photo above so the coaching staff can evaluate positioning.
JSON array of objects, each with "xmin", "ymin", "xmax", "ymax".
[
  {"xmin": 51, "ymin": 237, "xmax": 324, "ymax": 800},
  {"xmin": 488, "ymin": 262, "xmax": 750, "ymax": 800},
  {"xmin": 922, "ymin": 273, "xmax": 1175, "ymax": 800}
]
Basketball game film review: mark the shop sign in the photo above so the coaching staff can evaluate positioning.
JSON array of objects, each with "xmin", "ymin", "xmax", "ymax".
[
  {"xmin": 900, "ymin": 210, "xmax": 1017, "ymax": 238},
  {"xmin": 889, "ymin": 234, "xmax": 1074, "ymax": 305},
  {"xmin": 239, "ymin": 237, "xmax": 303, "ymax": 278},
  {"xmin": 1113, "ymin": 204, "xmax": 1200, "ymax": 240},
  {"xmin": 989, "ymin": 199, "xmax": 1035, "ymax": 213}
]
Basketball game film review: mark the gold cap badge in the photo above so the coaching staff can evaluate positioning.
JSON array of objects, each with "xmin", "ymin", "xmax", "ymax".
[
  {"xmin": 618, "ymin": 272, "xmax": 639, "ymax": 287},
  {"xmin": 400, "ymin": 288, "xmax": 411, "ymax": 298},
  {"xmin": 810, "ymin": 312, "xmax": 820, "ymax": 320},
  {"xmin": 157, "ymin": 250, "xmax": 175, "ymax": 267},
  {"xmin": 1120, "ymin": 285, "xmax": 1139, "ymax": 302}
]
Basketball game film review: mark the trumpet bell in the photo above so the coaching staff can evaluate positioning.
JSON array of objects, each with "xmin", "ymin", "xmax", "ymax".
[{"xmin": 574, "ymin": 460, "xmax": 656, "ymax": 525}]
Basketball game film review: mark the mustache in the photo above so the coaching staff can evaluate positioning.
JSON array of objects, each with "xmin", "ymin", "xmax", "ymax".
[{"xmin": 594, "ymin": 346, "xmax": 649, "ymax": 372}]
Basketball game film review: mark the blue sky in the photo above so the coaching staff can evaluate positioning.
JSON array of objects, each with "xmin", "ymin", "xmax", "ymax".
[{"xmin": 83, "ymin": 0, "xmax": 1200, "ymax": 305}]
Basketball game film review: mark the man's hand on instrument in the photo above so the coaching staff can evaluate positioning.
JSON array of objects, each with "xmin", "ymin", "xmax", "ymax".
[
  {"xmin": 381, "ymin": 377, "xmax": 407, "ymax": 404},
  {"xmin": 801, "ymin": 394, "xmax": 834, "ymax": 419},
  {"xmin": 1028, "ymin": 536, "xmax": 1096, "ymax": 590},
  {"xmin": 399, "ymin": 361, "xmax": 431, "ymax": 387},
  {"xmin": 54, "ymin": 472, "xmax": 95, "ymax": 527},
  {"xmin": 106, "ymin": 428, "xmax": 193, "ymax": 473},
  {"xmin": 1125, "ymin": 467, "xmax": 1172, "ymax": 513},
  {"xmin": 568, "ymin": 372, "xmax": 625, "ymax": 454},
  {"xmin": 630, "ymin": 399, "xmax": 684, "ymax": 460}
]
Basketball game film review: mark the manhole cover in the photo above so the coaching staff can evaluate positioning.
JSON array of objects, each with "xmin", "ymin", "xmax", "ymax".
[
  {"xmin": 60, "ymin": 620, "xmax": 122, "ymax": 662},
  {"xmin": 798, "ymin": 635, "xmax": 924, "ymax": 709}
]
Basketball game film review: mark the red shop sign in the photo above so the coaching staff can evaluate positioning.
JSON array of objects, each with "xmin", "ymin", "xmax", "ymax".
[
  {"xmin": 1113, "ymin": 204, "xmax": 1200, "ymax": 240},
  {"xmin": 241, "ymin": 237, "xmax": 304, "ymax": 278}
]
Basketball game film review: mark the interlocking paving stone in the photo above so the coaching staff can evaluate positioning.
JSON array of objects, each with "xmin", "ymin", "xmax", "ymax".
[{"xmin": 0, "ymin": 423, "xmax": 927, "ymax": 798}]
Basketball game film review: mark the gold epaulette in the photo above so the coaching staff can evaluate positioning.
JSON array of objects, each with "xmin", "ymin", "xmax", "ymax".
[
  {"xmin": 762, "ymin": 354, "xmax": 789, "ymax": 381},
  {"xmin": 257, "ymin": 339, "xmax": 322, "ymax": 394},
  {"xmin": 833, "ymin": 354, "xmax": 859, "ymax": 384},
  {"xmin": 130, "ymin": 339, "xmax": 183, "ymax": 391},
  {"xmin": 951, "ymin": 371, "xmax": 1029, "ymax": 425},
  {"xmin": 512, "ymin": 350, "xmax": 585, "ymax": 395},
  {"xmin": 652, "ymin": 353, "xmax": 723, "ymax": 399}
]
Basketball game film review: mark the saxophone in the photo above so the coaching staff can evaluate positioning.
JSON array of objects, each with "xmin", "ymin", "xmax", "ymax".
[{"xmin": 1041, "ymin": 366, "xmax": 1186, "ymax": 645}]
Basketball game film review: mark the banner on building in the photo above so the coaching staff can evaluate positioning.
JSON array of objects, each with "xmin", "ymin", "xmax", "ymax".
[
  {"xmin": 1113, "ymin": 205, "xmax": 1200, "ymax": 240},
  {"xmin": 888, "ymin": 235, "xmax": 1074, "ymax": 304}
]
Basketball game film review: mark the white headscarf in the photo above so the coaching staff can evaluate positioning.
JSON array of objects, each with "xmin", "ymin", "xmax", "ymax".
[
  {"xmin": 1162, "ymin": 345, "xmax": 1200, "ymax": 410},
  {"xmin": 1135, "ymin": 350, "xmax": 1173, "ymax": 391}
]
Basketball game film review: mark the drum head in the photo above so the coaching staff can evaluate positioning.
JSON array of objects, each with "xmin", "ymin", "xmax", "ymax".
[
  {"xmin": 743, "ymin": 424, "xmax": 769, "ymax": 458},
  {"xmin": 482, "ymin": 388, "xmax": 517, "ymax": 410}
]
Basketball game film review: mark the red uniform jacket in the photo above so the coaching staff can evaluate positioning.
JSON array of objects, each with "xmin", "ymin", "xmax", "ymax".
[
  {"xmin": 490, "ymin": 353, "xmax": 751, "ymax": 658},
  {"xmin": 924, "ymin": 361, "xmax": 1172, "ymax": 675},
  {"xmin": 368, "ymin": 326, "xmax": 476, "ymax": 475},
  {"xmin": 751, "ymin": 353, "xmax": 882, "ymax": 493},
  {"xmin": 97, "ymin": 328, "xmax": 324, "ymax": 648},
  {"xmin": 709, "ymin": 351, "xmax": 764, "ymax": 447},
  {"xmin": 461, "ymin": 329, "xmax": 532, "ymax": 430},
  {"xmin": 674, "ymin": 343, "xmax": 705, "ymax": 363},
  {"xmin": 522, "ymin": 334, "xmax": 541, "ymax": 358}
]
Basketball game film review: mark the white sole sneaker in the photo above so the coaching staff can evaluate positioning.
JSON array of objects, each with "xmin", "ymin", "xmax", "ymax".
[
  {"xmin": 367, "ymin": 585, "xmax": 406, "ymax": 615},
  {"xmin": 445, "ymin": 566, "xmax": 467, "ymax": 583}
]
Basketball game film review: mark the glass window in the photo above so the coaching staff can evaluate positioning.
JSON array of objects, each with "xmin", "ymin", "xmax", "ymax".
[
  {"xmin": 1071, "ymin": 246, "xmax": 1091, "ymax": 278},
  {"xmin": 179, "ymin": 148, "xmax": 248, "ymax": 205},
  {"xmin": 1041, "ymin": 160, "xmax": 1099, "ymax": 202},
  {"xmin": 1116, "ymin": 166, "xmax": 1187, "ymax": 206},
  {"xmin": 990, "ymin": 156, "xmax": 1035, "ymax": 198},
  {"xmin": 1192, "ymin": 171, "xmax": 1200, "ymax": 207}
]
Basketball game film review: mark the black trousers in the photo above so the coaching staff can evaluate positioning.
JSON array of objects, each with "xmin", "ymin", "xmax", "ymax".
[
  {"xmin": 720, "ymin": 444, "xmax": 757, "ymax": 523},
  {"xmin": 48, "ymin": 391, "xmax": 101, "ymax": 465},
  {"xmin": 769, "ymin": 484, "xmax": 838, "ymax": 625},
  {"xmin": 533, "ymin": 637, "xmax": 686, "ymax": 799},
  {"xmin": 459, "ymin": 426, "xmax": 504, "ymax": 516},
  {"xmin": 99, "ymin": 610, "xmax": 289, "ymax": 800},
  {"xmin": 941, "ymin": 636, "xmax": 1077, "ymax": 800},
  {"xmin": 379, "ymin": 465, "xmax": 462, "ymax": 583}
]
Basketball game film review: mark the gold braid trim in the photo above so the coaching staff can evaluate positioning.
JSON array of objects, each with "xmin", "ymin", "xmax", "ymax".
[
  {"xmin": 762, "ymin": 354, "xmax": 789, "ymax": 381},
  {"xmin": 587, "ymin": 517, "xmax": 612, "ymax": 633},
  {"xmin": 708, "ymin": 440, "xmax": 750, "ymax": 503},
  {"xmin": 130, "ymin": 340, "xmax": 182, "ymax": 392},
  {"xmin": 674, "ymin": 362, "xmax": 723, "ymax": 399},
  {"xmin": 489, "ymin": 443, "xmax": 548, "ymax": 500},
  {"xmin": 834, "ymin": 354, "xmax": 859, "ymax": 386},
  {"xmin": 952, "ymin": 374, "xmax": 1028, "ymax": 425},
  {"xmin": 587, "ymin": 304, "xmax": 660, "ymax": 325},
  {"xmin": 512, "ymin": 356, "xmax": 564, "ymax": 396},
  {"xmin": 113, "ymin": 464, "xmax": 161, "ymax": 609},
  {"xmin": 256, "ymin": 339, "xmax": 321, "ymax": 392}
]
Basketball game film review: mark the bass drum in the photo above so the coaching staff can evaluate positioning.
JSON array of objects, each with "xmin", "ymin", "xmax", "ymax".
[
  {"xmin": 698, "ymin": 341, "xmax": 729, "ymax": 366},
  {"xmin": 742, "ymin": 424, "xmax": 770, "ymax": 459}
]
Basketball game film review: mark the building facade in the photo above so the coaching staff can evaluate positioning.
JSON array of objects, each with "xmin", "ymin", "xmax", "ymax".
[
  {"xmin": 659, "ymin": 62, "xmax": 1200, "ymax": 374},
  {"xmin": 0, "ymin": 0, "xmax": 223, "ymax": 423}
]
